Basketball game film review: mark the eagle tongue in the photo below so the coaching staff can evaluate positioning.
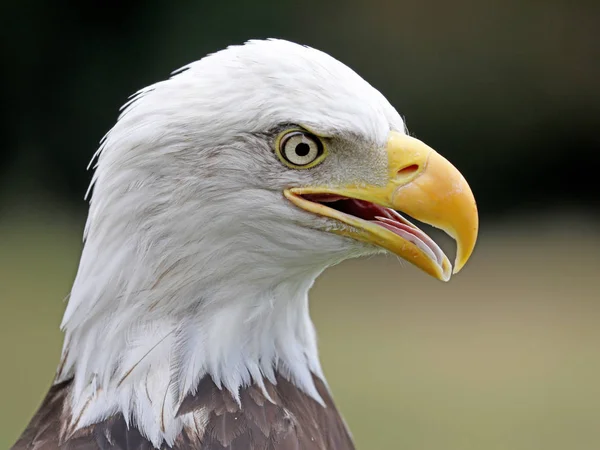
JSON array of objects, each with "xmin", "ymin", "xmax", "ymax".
[
  {"xmin": 373, "ymin": 216, "xmax": 444, "ymax": 265},
  {"xmin": 343, "ymin": 199, "xmax": 395, "ymax": 220}
]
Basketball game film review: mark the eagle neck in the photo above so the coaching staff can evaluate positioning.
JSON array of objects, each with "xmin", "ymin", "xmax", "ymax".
[{"xmin": 57, "ymin": 261, "xmax": 327, "ymax": 447}]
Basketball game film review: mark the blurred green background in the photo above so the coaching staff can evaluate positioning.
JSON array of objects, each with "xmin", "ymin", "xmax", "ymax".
[{"xmin": 1, "ymin": 0, "xmax": 599, "ymax": 449}]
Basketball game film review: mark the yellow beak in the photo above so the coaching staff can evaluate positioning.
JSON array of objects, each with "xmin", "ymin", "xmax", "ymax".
[{"xmin": 284, "ymin": 131, "xmax": 478, "ymax": 281}]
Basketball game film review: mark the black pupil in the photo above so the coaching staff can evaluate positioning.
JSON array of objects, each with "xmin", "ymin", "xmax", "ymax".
[{"xmin": 295, "ymin": 142, "xmax": 311, "ymax": 157}]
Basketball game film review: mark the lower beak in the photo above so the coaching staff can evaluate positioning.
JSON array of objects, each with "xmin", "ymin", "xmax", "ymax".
[{"xmin": 284, "ymin": 131, "xmax": 478, "ymax": 281}]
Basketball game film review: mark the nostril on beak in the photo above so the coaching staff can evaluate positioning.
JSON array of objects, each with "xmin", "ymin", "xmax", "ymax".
[{"xmin": 397, "ymin": 164, "xmax": 419, "ymax": 177}]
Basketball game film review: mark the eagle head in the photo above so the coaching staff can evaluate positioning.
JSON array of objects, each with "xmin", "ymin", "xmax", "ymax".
[{"xmin": 53, "ymin": 39, "xmax": 478, "ymax": 447}]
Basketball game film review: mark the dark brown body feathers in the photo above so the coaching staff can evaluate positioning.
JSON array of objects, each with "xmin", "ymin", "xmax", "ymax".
[{"xmin": 13, "ymin": 373, "xmax": 355, "ymax": 450}]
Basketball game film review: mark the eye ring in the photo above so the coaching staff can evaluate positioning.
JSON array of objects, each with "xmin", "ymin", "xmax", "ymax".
[{"xmin": 276, "ymin": 130, "xmax": 326, "ymax": 169}]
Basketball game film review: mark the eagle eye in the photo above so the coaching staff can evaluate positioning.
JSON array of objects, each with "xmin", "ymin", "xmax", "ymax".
[{"xmin": 276, "ymin": 130, "xmax": 326, "ymax": 169}]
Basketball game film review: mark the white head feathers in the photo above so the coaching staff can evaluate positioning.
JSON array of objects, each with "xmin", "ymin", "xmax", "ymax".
[{"xmin": 58, "ymin": 39, "xmax": 405, "ymax": 446}]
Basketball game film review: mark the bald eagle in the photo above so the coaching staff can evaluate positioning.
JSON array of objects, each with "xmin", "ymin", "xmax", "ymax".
[{"xmin": 13, "ymin": 39, "xmax": 478, "ymax": 449}]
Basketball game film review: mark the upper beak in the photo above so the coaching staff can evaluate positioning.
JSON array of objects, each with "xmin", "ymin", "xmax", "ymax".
[{"xmin": 284, "ymin": 131, "xmax": 479, "ymax": 281}]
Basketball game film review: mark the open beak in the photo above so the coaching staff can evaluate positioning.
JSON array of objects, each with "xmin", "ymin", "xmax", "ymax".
[{"xmin": 284, "ymin": 131, "xmax": 478, "ymax": 281}]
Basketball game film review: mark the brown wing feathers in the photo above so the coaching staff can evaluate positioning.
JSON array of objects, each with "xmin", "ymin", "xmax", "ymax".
[{"xmin": 12, "ymin": 374, "xmax": 355, "ymax": 450}]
